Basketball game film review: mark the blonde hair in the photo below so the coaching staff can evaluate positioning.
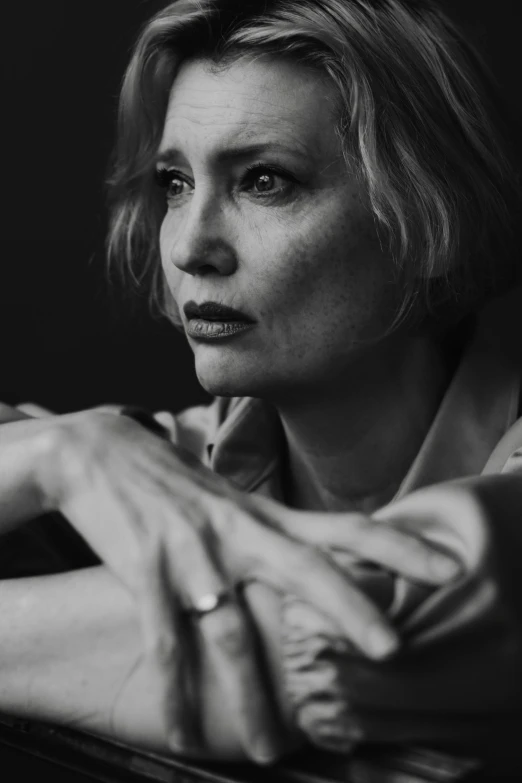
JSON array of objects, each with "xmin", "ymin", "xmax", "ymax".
[{"xmin": 107, "ymin": 0, "xmax": 520, "ymax": 326}]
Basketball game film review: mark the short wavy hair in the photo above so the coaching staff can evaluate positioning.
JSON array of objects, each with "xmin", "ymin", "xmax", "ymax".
[{"xmin": 107, "ymin": 0, "xmax": 521, "ymax": 327}]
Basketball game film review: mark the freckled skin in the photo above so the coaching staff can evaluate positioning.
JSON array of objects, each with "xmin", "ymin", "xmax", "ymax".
[{"xmin": 158, "ymin": 57, "xmax": 398, "ymax": 403}]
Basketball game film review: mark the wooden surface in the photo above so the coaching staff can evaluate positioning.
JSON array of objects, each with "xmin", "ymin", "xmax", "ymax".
[{"xmin": 0, "ymin": 714, "xmax": 487, "ymax": 783}]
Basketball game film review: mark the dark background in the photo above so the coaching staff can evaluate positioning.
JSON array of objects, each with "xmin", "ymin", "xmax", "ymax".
[{"xmin": 2, "ymin": 0, "xmax": 520, "ymax": 415}]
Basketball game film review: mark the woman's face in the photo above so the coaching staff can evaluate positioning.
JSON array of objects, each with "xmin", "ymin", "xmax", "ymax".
[{"xmin": 157, "ymin": 56, "xmax": 398, "ymax": 401}]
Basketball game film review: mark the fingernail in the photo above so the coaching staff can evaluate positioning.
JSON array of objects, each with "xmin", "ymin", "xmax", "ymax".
[
  {"xmin": 431, "ymin": 553, "xmax": 461, "ymax": 581},
  {"xmin": 366, "ymin": 625, "xmax": 399, "ymax": 659}
]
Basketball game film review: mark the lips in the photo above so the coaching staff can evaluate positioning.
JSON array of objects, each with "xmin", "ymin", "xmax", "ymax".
[
  {"xmin": 183, "ymin": 301, "xmax": 254, "ymax": 323},
  {"xmin": 183, "ymin": 300, "xmax": 255, "ymax": 340}
]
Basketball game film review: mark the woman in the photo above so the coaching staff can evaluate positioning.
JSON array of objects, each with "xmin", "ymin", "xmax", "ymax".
[{"xmin": 0, "ymin": 0, "xmax": 521, "ymax": 773}]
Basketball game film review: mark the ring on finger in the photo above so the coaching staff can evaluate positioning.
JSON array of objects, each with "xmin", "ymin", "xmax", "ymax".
[{"xmin": 186, "ymin": 587, "xmax": 236, "ymax": 618}]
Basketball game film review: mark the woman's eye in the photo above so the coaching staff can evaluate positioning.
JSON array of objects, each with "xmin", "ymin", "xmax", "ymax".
[
  {"xmin": 253, "ymin": 172, "xmax": 278, "ymax": 192},
  {"xmin": 155, "ymin": 168, "xmax": 192, "ymax": 199},
  {"xmin": 154, "ymin": 165, "xmax": 296, "ymax": 202},
  {"xmin": 243, "ymin": 166, "xmax": 295, "ymax": 198},
  {"xmin": 167, "ymin": 178, "xmax": 188, "ymax": 198}
]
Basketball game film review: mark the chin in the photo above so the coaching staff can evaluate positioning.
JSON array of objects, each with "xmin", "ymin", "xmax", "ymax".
[
  {"xmin": 193, "ymin": 345, "xmax": 301, "ymax": 401},
  {"xmin": 194, "ymin": 353, "xmax": 259, "ymax": 398},
  {"xmin": 197, "ymin": 375, "xmax": 242, "ymax": 397}
]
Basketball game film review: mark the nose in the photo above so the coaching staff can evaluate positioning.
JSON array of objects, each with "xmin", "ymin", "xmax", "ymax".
[{"xmin": 166, "ymin": 191, "xmax": 237, "ymax": 277}]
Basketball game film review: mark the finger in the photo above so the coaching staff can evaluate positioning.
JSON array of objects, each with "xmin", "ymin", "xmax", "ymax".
[
  {"xmin": 373, "ymin": 484, "xmax": 485, "ymax": 570},
  {"xmin": 254, "ymin": 497, "xmax": 461, "ymax": 585},
  {"xmin": 225, "ymin": 510, "xmax": 400, "ymax": 660},
  {"xmin": 197, "ymin": 601, "xmax": 286, "ymax": 764},
  {"xmin": 289, "ymin": 510, "xmax": 460, "ymax": 584},
  {"xmin": 136, "ymin": 540, "xmax": 197, "ymax": 752},
  {"xmin": 274, "ymin": 535, "xmax": 399, "ymax": 659},
  {"xmin": 164, "ymin": 508, "xmax": 285, "ymax": 764}
]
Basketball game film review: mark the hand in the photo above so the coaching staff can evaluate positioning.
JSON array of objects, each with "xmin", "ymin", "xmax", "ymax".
[
  {"xmin": 30, "ymin": 409, "xmax": 299, "ymax": 761},
  {"xmin": 31, "ymin": 410, "xmax": 460, "ymax": 757}
]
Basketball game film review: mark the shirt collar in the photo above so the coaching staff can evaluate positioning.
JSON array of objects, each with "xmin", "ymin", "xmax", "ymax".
[
  {"xmin": 209, "ymin": 396, "xmax": 284, "ymax": 494},
  {"xmin": 209, "ymin": 288, "xmax": 522, "ymax": 501},
  {"xmin": 396, "ymin": 289, "xmax": 521, "ymax": 497}
]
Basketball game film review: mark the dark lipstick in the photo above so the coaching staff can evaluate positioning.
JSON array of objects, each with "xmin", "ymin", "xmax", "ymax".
[
  {"xmin": 183, "ymin": 301, "xmax": 255, "ymax": 340},
  {"xmin": 183, "ymin": 301, "xmax": 254, "ymax": 322}
]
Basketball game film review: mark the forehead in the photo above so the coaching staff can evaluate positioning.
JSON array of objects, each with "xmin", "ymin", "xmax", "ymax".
[{"xmin": 157, "ymin": 56, "xmax": 341, "ymax": 162}]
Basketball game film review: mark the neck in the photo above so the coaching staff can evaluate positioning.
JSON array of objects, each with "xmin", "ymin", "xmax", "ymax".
[{"xmin": 276, "ymin": 334, "xmax": 451, "ymax": 513}]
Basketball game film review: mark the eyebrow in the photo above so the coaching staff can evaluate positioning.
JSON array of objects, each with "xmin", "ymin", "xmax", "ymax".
[{"xmin": 154, "ymin": 141, "xmax": 312, "ymax": 167}]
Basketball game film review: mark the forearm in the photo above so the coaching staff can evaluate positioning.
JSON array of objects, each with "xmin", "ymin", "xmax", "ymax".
[
  {"xmin": 0, "ymin": 562, "xmax": 296, "ymax": 756},
  {"xmin": 0, "ymin": 566, "xmax": 153, "ymax": 743}
]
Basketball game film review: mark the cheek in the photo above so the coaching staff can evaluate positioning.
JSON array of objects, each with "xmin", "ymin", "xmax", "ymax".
[
  {"xmin": 159, "ymin": 217, "xmax": 171, "ymax": 275},
  {"xmin": 252, "ymin": 206, "xmax": 393, "ymax": 338},
  {"xmin": 159, "ymin": 218, "xmax": 182, "ymax": 294}
]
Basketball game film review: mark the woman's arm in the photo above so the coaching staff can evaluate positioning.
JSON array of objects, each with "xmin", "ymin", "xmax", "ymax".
[
  {"xmin": 3, "ymin": 474, "xmax": 520, "ymax": 765},
  {"xmin": 0, "ymin": 564, "xmax": 295, "ymax": 759},
  {"xmin": 0, "ymin": 567, "xmax": 146, "ymax": 741},
  {"xmin": 0, "ymin": 400, "xmax": 463, "ymax": 759}
]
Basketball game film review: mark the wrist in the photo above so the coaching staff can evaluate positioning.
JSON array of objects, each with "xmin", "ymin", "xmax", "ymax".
[
  {"xmin": 0, "ymin": 417, "xmax": 70, "ymax": 532},
  {"xmin": 32, "ymin": 408, "xmax": 169, "ymax": 515}
]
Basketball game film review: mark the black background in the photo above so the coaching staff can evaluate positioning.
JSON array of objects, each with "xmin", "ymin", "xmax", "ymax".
[{"xmin": 2, "ymin": 0, "xmax": 520, "ymax": 415}]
